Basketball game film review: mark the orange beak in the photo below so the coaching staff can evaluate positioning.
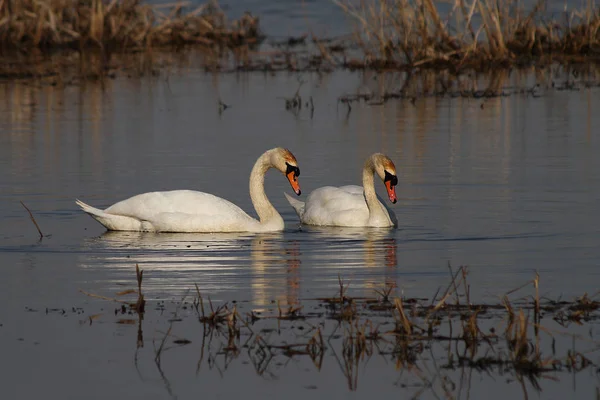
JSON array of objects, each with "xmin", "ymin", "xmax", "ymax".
[
  {"xmin": 385, "ymin": 180, "xmax": 397, "ymax": 204},
  {"xmin": 287, "ymin": 171, "xmax": 301, "ymax": 196}
]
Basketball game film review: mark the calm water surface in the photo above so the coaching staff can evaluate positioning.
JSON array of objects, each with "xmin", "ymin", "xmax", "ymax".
[{"xmin": 0, "ymin": 68, "xmax": 599, "ymax": 399}]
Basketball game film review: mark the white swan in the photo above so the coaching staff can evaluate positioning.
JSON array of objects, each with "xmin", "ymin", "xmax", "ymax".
[
  {"xmin": 285, "ymin": 153, "xmax": 398, "ymax": 228},
  {"xmin": 76, "ymin": 147, "xmax": 301, "ymax": 233}
]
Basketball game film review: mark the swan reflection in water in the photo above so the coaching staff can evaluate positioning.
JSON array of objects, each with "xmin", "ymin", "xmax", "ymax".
[
  {"xmin": 296, "ymin": 226, "xmax": 398, "ymax": 295},
  {"xmin": 78, "ymin": 231, "xmax": 301, "ymax": 308},
  {"xmin": 78, "ymin": 227, "xmax": 398, "ymax": 307}
]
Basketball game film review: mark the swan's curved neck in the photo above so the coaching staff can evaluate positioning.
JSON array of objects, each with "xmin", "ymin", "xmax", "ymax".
[
  {"xmin": 362, "ymin": 157, "xmax": 388, "ymax": 220},
  {"xmin": 249, "ymin": 151, "xmax": 283, "ymax": 226}
]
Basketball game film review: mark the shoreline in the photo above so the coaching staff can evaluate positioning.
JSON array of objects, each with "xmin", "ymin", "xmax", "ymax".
[{"xmin": 0, "ymin": 0, "xmax": 599, "ymax": 83}]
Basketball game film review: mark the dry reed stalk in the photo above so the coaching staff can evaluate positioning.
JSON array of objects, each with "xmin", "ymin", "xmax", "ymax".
[
  {"xmin": 307, "ymin": 327, "xmax": 326, "ymax": 368},
  {"xmin": 194, "ymin": 283, "xmax": 205, "ymax": 319},
  {"xmin": 79, "ymin": 264, "xmax": 146, "ymax": 318},
  {"xmin": 534, "ymin": 271, "xmax": 540, "ymax": 323},
  {"xmin": 374, "ymin": 283, "xmax": 395, "ymax": 303},
  {"xmin": 394, "ymin": 297, "xmax": 413, "ymax": 335},
  {"xmin": 20, "ymin": 200, "xmax": 43, "ymax": 239},
  {"xmin": 462, "ymin": 308, "xmax": 484, "ymax": 356},
  {"xmin": 79, "ymin": 288, "xmax": 131, "ymax": 304}
]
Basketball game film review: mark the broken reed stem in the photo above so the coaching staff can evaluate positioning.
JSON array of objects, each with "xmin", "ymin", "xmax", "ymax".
[
  {"xmin": 195, "ymin": 283, "xmax": 206, "ymax": 319},
  {"xmin": 208, "ymin": 295, "xmax": 215, "ymax": 315},
  {"xmin": 462, "ymin": 267, "xmax": 471, "ymax": 308},
  {"xmin": 155, "ymin": 290, "xmax": 190, "ymax": 362},
  {"xmin": 505, "ymin": 277, "xmax": 535, "ymax": 296},
  {"xmin": 394, "ymin": 297, "xmax": 413, "ymax": 335},
  {"xmin": 135, "ymin": 264, "xmax": 146, "ymax": 314},
  {"xmin": 534, "ymin": 271, "xmax": 540, "ymax": 324},
  {"xmin": 445, "ymin": 263, "xmax": 463, "ymax": 306},
  {"xmin": 155, "ymin": 325, "xmax": 172, "ymax": 363},
  {"xmin": 20, "ymin": 201, "xmax": 43, "ymax": 239},
  {"xmin": 78, "ymin": 265, "xmax": 145, "ymax": 312},
  {"xmin": 78, "ymin": 289, "xmax": 131, "ymax": 304},
  {"xmin": 427, "ymin": 291, "xmax": 452, "ymax": 319}
]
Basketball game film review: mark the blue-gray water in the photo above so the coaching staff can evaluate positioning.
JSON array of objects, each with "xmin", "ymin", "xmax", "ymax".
[
  {"xmin": 2, "ymin": 69, "xmax": 599, "ymax": 301},
  {"xmin": 0, "ymin": 33, "xmax": 599, "ymax": 400}
]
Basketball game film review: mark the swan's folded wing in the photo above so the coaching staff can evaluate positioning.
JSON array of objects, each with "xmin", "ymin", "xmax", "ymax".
[
  {"xmin": 305, "ymin": 186, "xmax": 367, "ymax": 211},
  {"xmin": 105, "ymin": 190, "xmax": 250, "ymax": 222},
  {"xmin": 146, "ymin": 211, "xmax": 258, "ymax": 233},
  {"xmin": 337, "ymin": 185, "xmax": 365, "ymax": 195},
  {"xmin": 302, "ymin": 186, "xmax": 370, "ymax": 226}
]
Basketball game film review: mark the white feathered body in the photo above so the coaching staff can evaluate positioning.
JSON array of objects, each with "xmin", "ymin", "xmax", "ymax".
[
  {"xmin": 77, "ymin": 190, "xmax": 278, "ymax": 233},
  {"xmin": 285, "ymin": 185, "xmax": 397, "ymax": 228}
]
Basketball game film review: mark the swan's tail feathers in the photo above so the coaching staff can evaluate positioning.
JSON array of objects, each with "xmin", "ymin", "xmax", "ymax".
[
  {"xmin": 284, "ymin": 192, "xmax": 305, "ymax": 219},
  {"xmin": 75, "ymin": 199, "xmax": 142, "ymax": 231},
  {"xmin": 75, "ymin": 199, "xmax": 105, "ymax": 217}
]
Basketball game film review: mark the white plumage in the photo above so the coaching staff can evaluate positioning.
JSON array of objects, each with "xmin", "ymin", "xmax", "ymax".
[
  {"xmin": 76, "ymin": 148, "xmax": 302, "ymax": 233},
  {"xmin": 285, "ymin": 153, "xmax": 399, "ymax": 228}
]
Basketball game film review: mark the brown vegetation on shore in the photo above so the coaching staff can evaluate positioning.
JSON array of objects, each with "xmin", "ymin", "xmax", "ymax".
[
  {"xmin": 0, "ymin": 0, "xmax": 600, "ymax": 81},
  {"xmin": 0, "ymin": 0, "xmax": 261, "ymax": 51},
  {"xmin": 334, "ymin": 0, "xmax": 600, "ymax": 70},
  {"xmin": 0, "ymin": 0, "xmax": 261, "ymax": 79}
]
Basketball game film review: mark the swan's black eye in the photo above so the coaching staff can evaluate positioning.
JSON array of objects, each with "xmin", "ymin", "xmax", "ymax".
[
  {"xmin": 384, "ymin": 170, "xmax": 398, "ymax": 186},
  {"xmin": 286, "ymin": 162, "xmax": 300, "ymax": 179}
]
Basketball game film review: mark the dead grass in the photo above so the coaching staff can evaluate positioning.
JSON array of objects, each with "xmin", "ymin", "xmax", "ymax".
[
  {"xmin": 334, "ymin": 0, "xmax": 600, "ymax": 70},
  {"xmin": 0, "ymin": 0, "xmax": 262, "ymax": 52},
  {"xmin": 2, "ymin": 0, "xmax": 600, "ymax": 81},
  {"xmin": 0, "ymin": 0, "xmax": 262, "ymax": 80}
]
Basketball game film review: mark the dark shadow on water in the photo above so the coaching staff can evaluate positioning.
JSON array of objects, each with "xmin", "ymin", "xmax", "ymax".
[{"xmin": 407, "ymin": 232, "xmax": 560, "ymax": 243}]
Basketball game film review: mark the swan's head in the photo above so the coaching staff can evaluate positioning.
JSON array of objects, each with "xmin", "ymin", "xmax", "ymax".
[
  {"xmin": 272, "ymin": 148, "xmax": 301, "ymax": 196},
  {"xmin": 372, "ymin": 153, "xmax": 398, "ymax": 204}
]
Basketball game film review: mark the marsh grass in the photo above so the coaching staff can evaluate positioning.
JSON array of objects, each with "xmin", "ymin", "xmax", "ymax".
[
  {"xmin": 0, "ymin": 0, "xmax": 262, "ymax": 52},
  {"xmin": 0, "ymin": 0, "xmax": 262, "ymax": 80},
  {"xmin": 334, "ymin": 0, "xmax": 600, "ymax": 70},
  {"xmin": 79, "ymin": 262, "xmax": 600, "ymax": 395},
  {"xmin": 3, "ymin": 0, "xmax": 600, "ymax": 81}
]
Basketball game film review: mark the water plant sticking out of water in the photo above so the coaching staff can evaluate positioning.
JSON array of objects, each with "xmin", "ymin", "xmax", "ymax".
[
  {"xmin": 73, "ymin": 263, "xmax": 600, "ymax": 398},
  {"xmin": 19, "ymin": 201, "xmax": 44, "ymax": 240}
]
